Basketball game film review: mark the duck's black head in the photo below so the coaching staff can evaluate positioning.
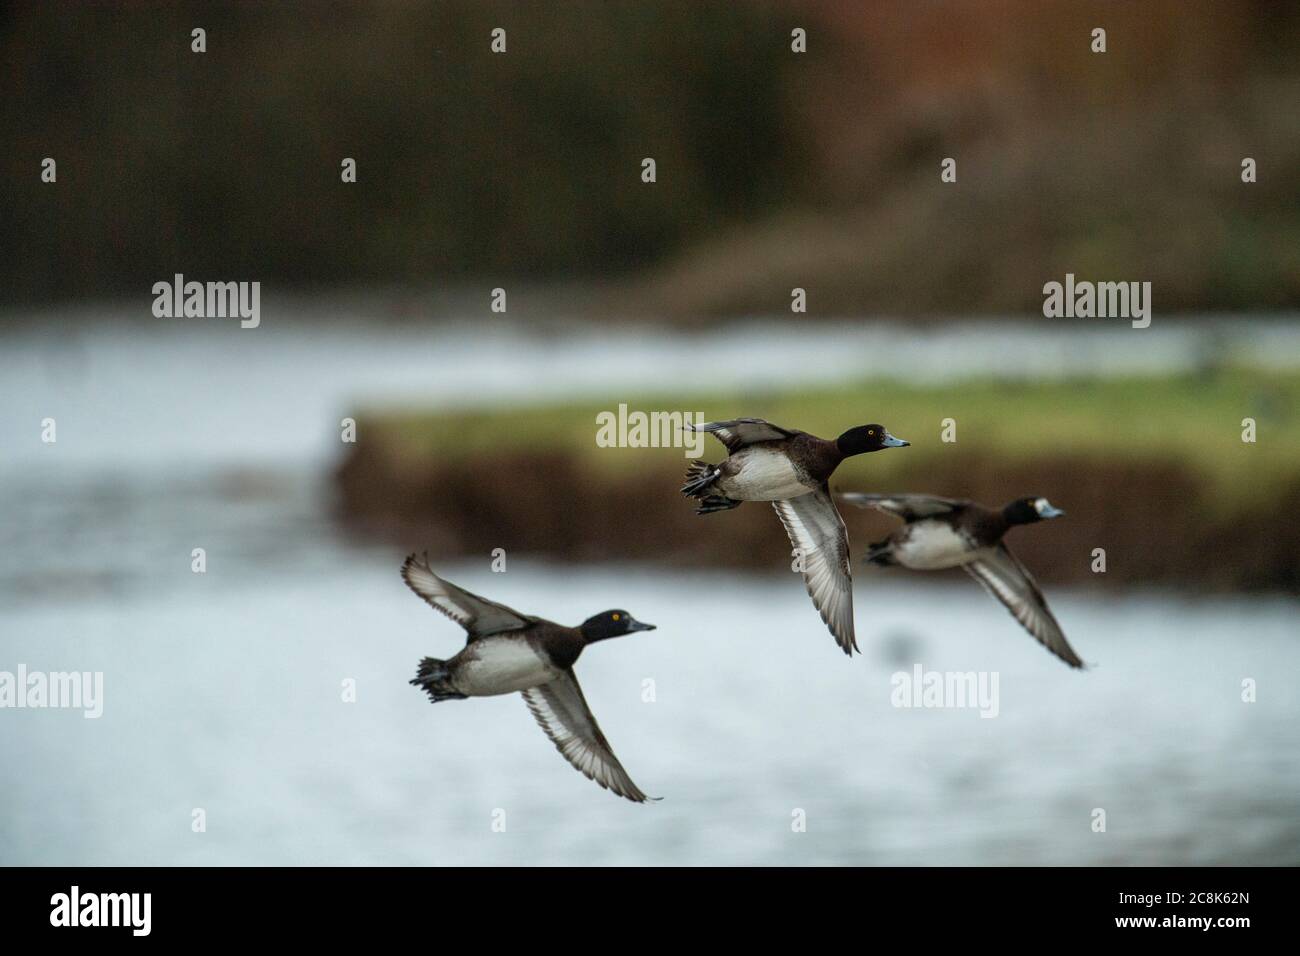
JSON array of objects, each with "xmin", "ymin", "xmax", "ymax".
[
  {"xmin": 580, "ymin": 610, "xmax": 657, "ymax": 643},
  {"xmin": 1003, "ymin": 496, "xmax": 1066, "ymax": 525},
  {"xmin": 836, "ymin": 424, "xmax": 910, "ymax": 458}
]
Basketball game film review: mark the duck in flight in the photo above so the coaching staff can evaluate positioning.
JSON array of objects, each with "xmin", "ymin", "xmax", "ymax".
[
  {"xmin": 840, "ymin": 494, "xmax": 1085, "ymax": 668},
  {"xmin": 681, "ymin": 418, "xmax": 909, "ymax": 655},
  {"xmin": 401, "ymin": 554, "xmax": 658, "ymax": 802}
]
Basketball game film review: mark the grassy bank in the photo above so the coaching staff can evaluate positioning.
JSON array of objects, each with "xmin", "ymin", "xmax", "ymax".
[{"xmin": 336, "ymin": 368, "xmax": 1300, "ymax": 591}]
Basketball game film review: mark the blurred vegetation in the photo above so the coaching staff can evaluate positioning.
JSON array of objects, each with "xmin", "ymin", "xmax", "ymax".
[
  {"xmin": 357, "ymin": 368, "xmax": 1300, "ymax": 497},
  {"xmin": 338, "ymin": 368, "xmax": 1300, "ymax": 591},
  {"xmin": 3, "ymin": 1, "xmax": 1298, "ymax": 316}
]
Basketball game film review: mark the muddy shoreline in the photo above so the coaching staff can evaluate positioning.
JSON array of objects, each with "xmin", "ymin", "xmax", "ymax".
[{"xmin": 336, "ymin": 446, "xmax": 1300, "ymax": 592}]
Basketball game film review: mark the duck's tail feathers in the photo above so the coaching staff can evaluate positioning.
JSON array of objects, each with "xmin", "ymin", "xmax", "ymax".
[
  {"xmin": 681, "ymin": 461, "xmax": 720, "ymax": 498},
  {"xmin": 863, "ymin": 539, "xmax": 897, "ymax": 567},
  {"xmin": 695, "ymin": 494, "xmax": 742, "ymax": 515},
  {"xmin": 410, "ymin": 657, "xmax": 467, "ymax": 703}
]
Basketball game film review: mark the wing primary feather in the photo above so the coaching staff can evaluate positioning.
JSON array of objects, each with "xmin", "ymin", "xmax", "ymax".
[
  {"xmin": 521, "ymin": 671, "xmax": 656, "ymax": 803},
  {"xmin": 771, "ymin": 487, "xmax": 857, "ymax": 655},
  {"xmin": 964, "ymin": 544, "xmax": 1085, "ymax": 669},
  {"xmin": 400, "ymin": 553, "xmax": 532, "ymax": 639}
]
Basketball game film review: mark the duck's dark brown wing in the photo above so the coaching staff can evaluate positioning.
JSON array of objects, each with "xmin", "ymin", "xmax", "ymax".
[
  {"xmin": 964, "ymin": 543, "xmax": 1085, "ymax": 668},
  {"xmin": 521, "ymin": 670, "xmax": 654, "ymax": 804},
  {"xmin": 840, "ymin": 493, "xmax": 967, "ymax": 521},
  {"xmin": 687, "ymin": 418, "xmax": 797, "ymax": 452},
  {"xmin": 401, "ymin": 553, "xmax": 533, "ymax": 641},
  {"xmin": 772, "ymin": 484, "xmax": 857, "ymax": 655}
]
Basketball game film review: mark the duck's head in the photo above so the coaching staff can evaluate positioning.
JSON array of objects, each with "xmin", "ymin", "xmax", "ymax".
[
  {"xmin": 1004, "ymin": 496, "xmax": 1066, "ymax": 525},
  {"xmin": 580, "ymin": 610, "xmax": 657, "ymax": 643},
  {"xmin": 836, "ymin": 424, "xmax": 909, "ymax": 457}
]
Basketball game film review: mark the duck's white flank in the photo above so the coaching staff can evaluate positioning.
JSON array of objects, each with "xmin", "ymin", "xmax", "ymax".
[
  {"xmin": 896, "ymin": 522, "xmax": 979, "ymax": 569},
  {"xmin": 455, "ymin": 637, "xmax": 559, "ymax": 696},
  {"xmin": 722, "ymin": 446, "xmax": 809, "ymax": 501}
]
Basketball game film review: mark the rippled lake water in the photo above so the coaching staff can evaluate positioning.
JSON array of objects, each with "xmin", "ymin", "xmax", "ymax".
[{"xmin": 2, "ymin": 315, "xmax": 1298, "ymax": 865}]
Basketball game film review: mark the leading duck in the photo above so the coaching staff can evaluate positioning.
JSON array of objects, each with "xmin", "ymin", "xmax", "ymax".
[
  {"xmin": 681, "ymin": 418, "xmax": 909, "ymax": 655},
  {"xmin": 401, "ymin": 553, "xmax": 658, "ymax": 802},
  {"xmin": 840, "ymin": 493, "xmax": 1085, "ymax": 668}
]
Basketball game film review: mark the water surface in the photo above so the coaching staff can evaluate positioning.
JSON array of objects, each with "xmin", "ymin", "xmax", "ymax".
[{"xmin": 1, "ymin": 315, "xmax": 1296, "ymax": 865}]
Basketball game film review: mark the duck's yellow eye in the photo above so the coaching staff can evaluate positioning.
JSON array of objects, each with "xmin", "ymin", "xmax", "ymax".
[
  {"xmin": 612, "ymin": 613, "xmax": 620, "ymax": 621},
  {"xmin": 868, "ymin": 430, "xmax": 875, "ymax": 436}
]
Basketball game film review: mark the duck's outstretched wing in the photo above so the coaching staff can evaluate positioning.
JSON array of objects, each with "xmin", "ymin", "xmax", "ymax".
[
  {"xmin": 401, "ymin": 553, "xmax": 533, "ymax": 640},
  {"xmin": 964, "ymin": 543, "xmax": 1085, "ymax": 668},
  {"xmin": 772, "ymin": 485, "xmax": 857, "ymax": 655},
  {"xmin": 840, "ymin": 493, "xmax": 966, "ymax": 521},
  {"xmin": 686, "ymin": 418, "xmax": 796, "ymax": 452},
  {"xmin": 521, "ymin": 671, "xmax": 654, "ymax": 804}
]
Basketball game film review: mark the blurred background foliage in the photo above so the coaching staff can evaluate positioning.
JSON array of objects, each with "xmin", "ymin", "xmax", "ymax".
[
  {"xmin": 339, "ymin": 367, "xmax": 1300, "ymax": 591},
  {"xmin": 3, "ymin": 0, "xmax": 1297, "ymax": 316}
]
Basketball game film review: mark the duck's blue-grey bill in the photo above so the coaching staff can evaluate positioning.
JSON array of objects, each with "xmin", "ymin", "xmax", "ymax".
[
  {"xmin": 882, "ymin": 434, "xmax": 910, "ymax": 447},
  {"xmin": 1040, "ymin": 504, "xmax": 1066, "ymax": 518},
  {"xmin": 628, "ymin": 620, "xmax": 657, "ymax": 632}
]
